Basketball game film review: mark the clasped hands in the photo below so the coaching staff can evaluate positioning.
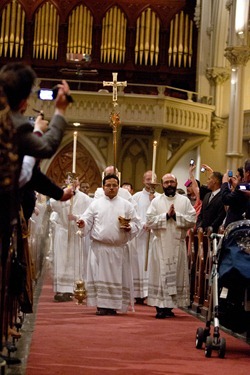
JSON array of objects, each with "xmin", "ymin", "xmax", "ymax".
[{"xmin": 167, "ymin": 204, "xmax": 176, "ymax": 220}]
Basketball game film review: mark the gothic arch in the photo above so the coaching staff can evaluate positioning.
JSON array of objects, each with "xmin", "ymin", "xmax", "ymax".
[
  {"xmin": 120, "ymin": 136, "xmax": 149, "ymax": 192},
  {"xmin": 42, "ymin": 133, "xmax": 106, "ymax": 194}
]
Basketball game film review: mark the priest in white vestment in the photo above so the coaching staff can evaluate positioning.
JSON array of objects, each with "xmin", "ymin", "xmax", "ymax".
[
  {"xmin": 77, "ymin": 174, "xmax": 142, "ymax": 315},
  {"xmin": 50, "ymin": 186, "xmax": 92, "ymax": 302},
  {"xmin": 132, "ymin": 170, "xmax": 160, "ymax": 304},
  {"xmin": 146, "ymin": 173, "xmax": 196, "ymax": 319}
]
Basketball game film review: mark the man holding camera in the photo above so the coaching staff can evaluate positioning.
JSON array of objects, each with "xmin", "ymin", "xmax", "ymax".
[
  {"xmin": 196, "ymin": 171, "xmax": 226, "ymax": 234},
  {"xmin": 221, "ymin": 159, "xmax": 250, "ymax": 228}
]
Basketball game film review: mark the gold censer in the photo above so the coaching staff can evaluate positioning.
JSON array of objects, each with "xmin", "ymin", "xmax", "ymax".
[{"xmin": 74, "ymin": 280, "xmax": 87, "ymax": 305}]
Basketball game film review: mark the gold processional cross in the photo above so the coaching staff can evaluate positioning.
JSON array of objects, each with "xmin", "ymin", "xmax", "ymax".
[{"xmin": 103, "ymin": 73, "xmax": 127, "ymax": 173}]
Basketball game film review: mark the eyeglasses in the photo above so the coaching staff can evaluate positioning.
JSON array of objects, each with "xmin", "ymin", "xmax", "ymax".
[{"xmin": 104, "ymin": 184, "xmax": 119, "ymax": 188}]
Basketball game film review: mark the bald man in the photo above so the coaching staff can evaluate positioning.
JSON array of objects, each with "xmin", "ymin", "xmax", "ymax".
[{"xmin": 146, "ymin": 173, "xmax": 196, "ymax": 319}]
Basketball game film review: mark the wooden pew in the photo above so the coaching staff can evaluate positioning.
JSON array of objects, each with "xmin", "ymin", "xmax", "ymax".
[
  {"xmin": 187, "ymin": 228, "xmax": 198, "ymax": 306},
  {"xmin": 191, "ymin": 228, "xmax": 209, "ymax": 313}
]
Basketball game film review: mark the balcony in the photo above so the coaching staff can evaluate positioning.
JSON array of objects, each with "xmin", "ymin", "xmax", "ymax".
[{"xmin": 27, "ymin": 81, "xmax": 215, "ymax": 136}]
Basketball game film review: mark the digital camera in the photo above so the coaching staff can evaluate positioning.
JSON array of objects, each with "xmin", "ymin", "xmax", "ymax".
[
  {"xmin": 238, "ymin": 183, "xmax": 250, "ymax": 191},
  {"xmin": 37, "ymin": 88, "xmax": 58, "ymax": 101}
]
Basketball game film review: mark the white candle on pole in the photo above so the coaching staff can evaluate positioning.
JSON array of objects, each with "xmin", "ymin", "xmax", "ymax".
[
  {"xmin": 151, "ymin": 140, "xmax": 157, "ymax": 182},
  {"xmin": 72, "ymin": 131, "xmax": 77, "ymax": 173}
]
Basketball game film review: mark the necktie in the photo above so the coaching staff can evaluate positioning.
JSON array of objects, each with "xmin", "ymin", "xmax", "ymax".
[{"xmin": 208, "ymin": 193, "xmax": 214, "ymax": 203}]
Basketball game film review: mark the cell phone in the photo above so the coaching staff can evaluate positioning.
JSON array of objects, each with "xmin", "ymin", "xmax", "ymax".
[
  {"xmin": 37, "ymin": 88, "xmax": 58, "ymax": 101},
  {"xmin": 37, "ymin": 87, "xmax": 74, "ymax": 103},
  {"xmin": 201, "ymin": 167, "xmax": 206, "ymax": 173},
  {"xmin": 28, "ymin": 116, "xmax": 36, "ymax": 126},
  {"xmin": 239, "ymin": 183, "xmax": 250, "ymax": 191},
  {"xmin": 228, "ymin": 170, "xmax": 233, "ymax": 177},
  {"xmin": 190, "ymin": 159, "xmax": 195, "ymax": 166}
]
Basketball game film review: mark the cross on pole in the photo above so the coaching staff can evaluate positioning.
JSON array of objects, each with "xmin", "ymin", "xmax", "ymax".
[
  {"xmin": 103, "ymin": 72, "xmax": 127, "ymax": 104},
  {"xmin": 103, "ymin": 73, "xmax": 127, "ymax": 173}
]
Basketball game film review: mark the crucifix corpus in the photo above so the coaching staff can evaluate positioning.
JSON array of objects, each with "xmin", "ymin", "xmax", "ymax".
[{"xmin": 103, "ymin": 72, "xmax": 127, "ymax": 173}]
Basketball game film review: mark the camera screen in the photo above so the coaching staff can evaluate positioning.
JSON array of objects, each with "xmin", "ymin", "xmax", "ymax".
[
  {"xmin": 38, "ymin": 89, "xmax": 54, "ymax": 100},
  {"xmin": 239, "ymin": 184, "xmax": 250, "ymax": 191}
]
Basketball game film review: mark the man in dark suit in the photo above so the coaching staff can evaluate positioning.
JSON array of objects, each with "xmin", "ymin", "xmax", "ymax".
[
  {"xmin": 196, "ymin": 171, "xmax": 226, "ymax": 233},
  {"xmin": 221, "ymin": 160, "xmax": 250, "ymax": 228}
]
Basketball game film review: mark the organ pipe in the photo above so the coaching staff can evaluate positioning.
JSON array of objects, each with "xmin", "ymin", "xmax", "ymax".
[
  {"xmin": 168, "ymin": 11, "xmax": 194, "ymax": 68},
  {"xmin": 135, "ymin": 7, "xmax": 160, "ymax": 66}
]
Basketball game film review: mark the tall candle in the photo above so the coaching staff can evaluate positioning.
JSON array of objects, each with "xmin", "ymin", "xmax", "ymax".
[
  {"xmin": 151, "ymin": 140, "xmax": 157, "ymax": 182},
  {"xmin": 72, "ymin": 131, "xmax": 77, "ymax": 173}
]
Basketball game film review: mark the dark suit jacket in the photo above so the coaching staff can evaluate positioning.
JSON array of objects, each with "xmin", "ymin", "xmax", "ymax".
[
  {"xmin": 11, "ymin": 111, "xmax": 67, "ymax": 171},
  {"xmin": 196, "ymin": 190, "xmax": 226, "ymax": 233},
  {"xmin": 20, "ymin": 166, "xmax": 64, "ymax": 223},
  {"xmin": 221, "ymin": 182, "xmax": 250, "ymax": 227},
  {"xmin": 11, "ymin": 112, "xmax": 66, "ymax": 221}
]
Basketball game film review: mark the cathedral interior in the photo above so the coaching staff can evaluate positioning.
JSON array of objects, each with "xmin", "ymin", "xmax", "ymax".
[{"xmin": 0, "ymin": 0, "xmax": 250, "ymax": 193}]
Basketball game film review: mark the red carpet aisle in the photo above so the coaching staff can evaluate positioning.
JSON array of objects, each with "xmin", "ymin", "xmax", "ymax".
[{"xmin": 26, "ymin": 274, "xmax": 250, "ymax": 375}]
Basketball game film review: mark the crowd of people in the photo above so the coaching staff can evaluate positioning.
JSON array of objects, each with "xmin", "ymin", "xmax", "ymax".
[
  {"xmin": 1, "ymin": 61, "xmax": 250, "ymax": 365},
  {"xmin": 0, "ymin": 62, "xmax": 74, "ymax": 365},
  {"xmin": 47, "ymin": 160, "xmax": 250, "ymax": 320}
]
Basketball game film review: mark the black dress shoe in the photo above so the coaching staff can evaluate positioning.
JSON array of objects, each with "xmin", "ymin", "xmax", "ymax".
[
  {"xmin": 155, "ymin": 307, "xmax": 175, "ymax": 319},
  {"xmin": 54, "ymin": 293, "xmax": 72, "ymax": 302},
  {"xmin": 155, "ymin": 312, "xmax": 167, "ymax": 319},
  {"xmin": 135, "ymin": 297, "xmax": 146, "ymax": 305},
  {"xmin": 163, "ymin": 308, "xmax": 175, "ymax": 317},
  {"xmin": 96, "ymin": 308, "xmax": 117, "ymax": 316}
]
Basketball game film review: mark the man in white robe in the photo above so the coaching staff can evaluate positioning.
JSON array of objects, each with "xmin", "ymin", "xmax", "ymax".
[
  {"xmin": 94, "ymin": 166, "xmax": 136, "ymax": 207},
  {"xmin": 132, "ymin": 170, "xmax": 160, "ymax": 304},
  {"xmin": 146, "ymin": 173, "xmax": 196, "ymax": 318},
  {"xmin": 50, "ymin": 185, "xmax": 92, "ymax": 302},
  {"xmin": 77, "ymin": 174, "xmax": 142, "ymax": 315}
]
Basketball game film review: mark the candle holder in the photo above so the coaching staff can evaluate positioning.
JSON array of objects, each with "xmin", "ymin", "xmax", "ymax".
[
  {"xmin": 65, "ymin": 172, "xmax": 77, "ymax": 187},
  {"xmin": 148, "ymin": 181, "xmax": 161, "ymax": 194}
]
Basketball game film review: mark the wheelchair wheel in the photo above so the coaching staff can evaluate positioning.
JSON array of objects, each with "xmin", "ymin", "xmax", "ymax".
[
  {"xmin": 218, "ymin": 337, "xmax": 226, "ymax": 358},
  {"xmin": 205, "ymin": 336, "xmax": 213, "ymax": 358},
  {"xmin": 195, "ymin": 327, "xmax": 204, "ymax": 349}
]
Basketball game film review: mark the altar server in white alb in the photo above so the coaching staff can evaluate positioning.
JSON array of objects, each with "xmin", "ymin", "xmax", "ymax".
[
  {"xmin": 77, "ymin": 174, "xmax": 142, "ymax": 316},
  {"xmin": 131, "ymin": 170, "xmax": 160, "ymax": 305},
  {"xmin": 50, "ymin": 179, "xmax": 92, "ymax": 302},
  {"xmin": 146, "ymin": 173, "xmax": 196, "ymax": 319}
]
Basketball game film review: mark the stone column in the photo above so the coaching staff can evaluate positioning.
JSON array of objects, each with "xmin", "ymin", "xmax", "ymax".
[
  {"xmin": 206, "ymin": 67, "xmax": 230, "ymax": 148},
  {"xmin": 224, "ymin": 0, "xmax": 250, "ymax": 170},
  {"xmin": 224, "ymin": 46, "xmax": 250, "ymax": 170}
]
